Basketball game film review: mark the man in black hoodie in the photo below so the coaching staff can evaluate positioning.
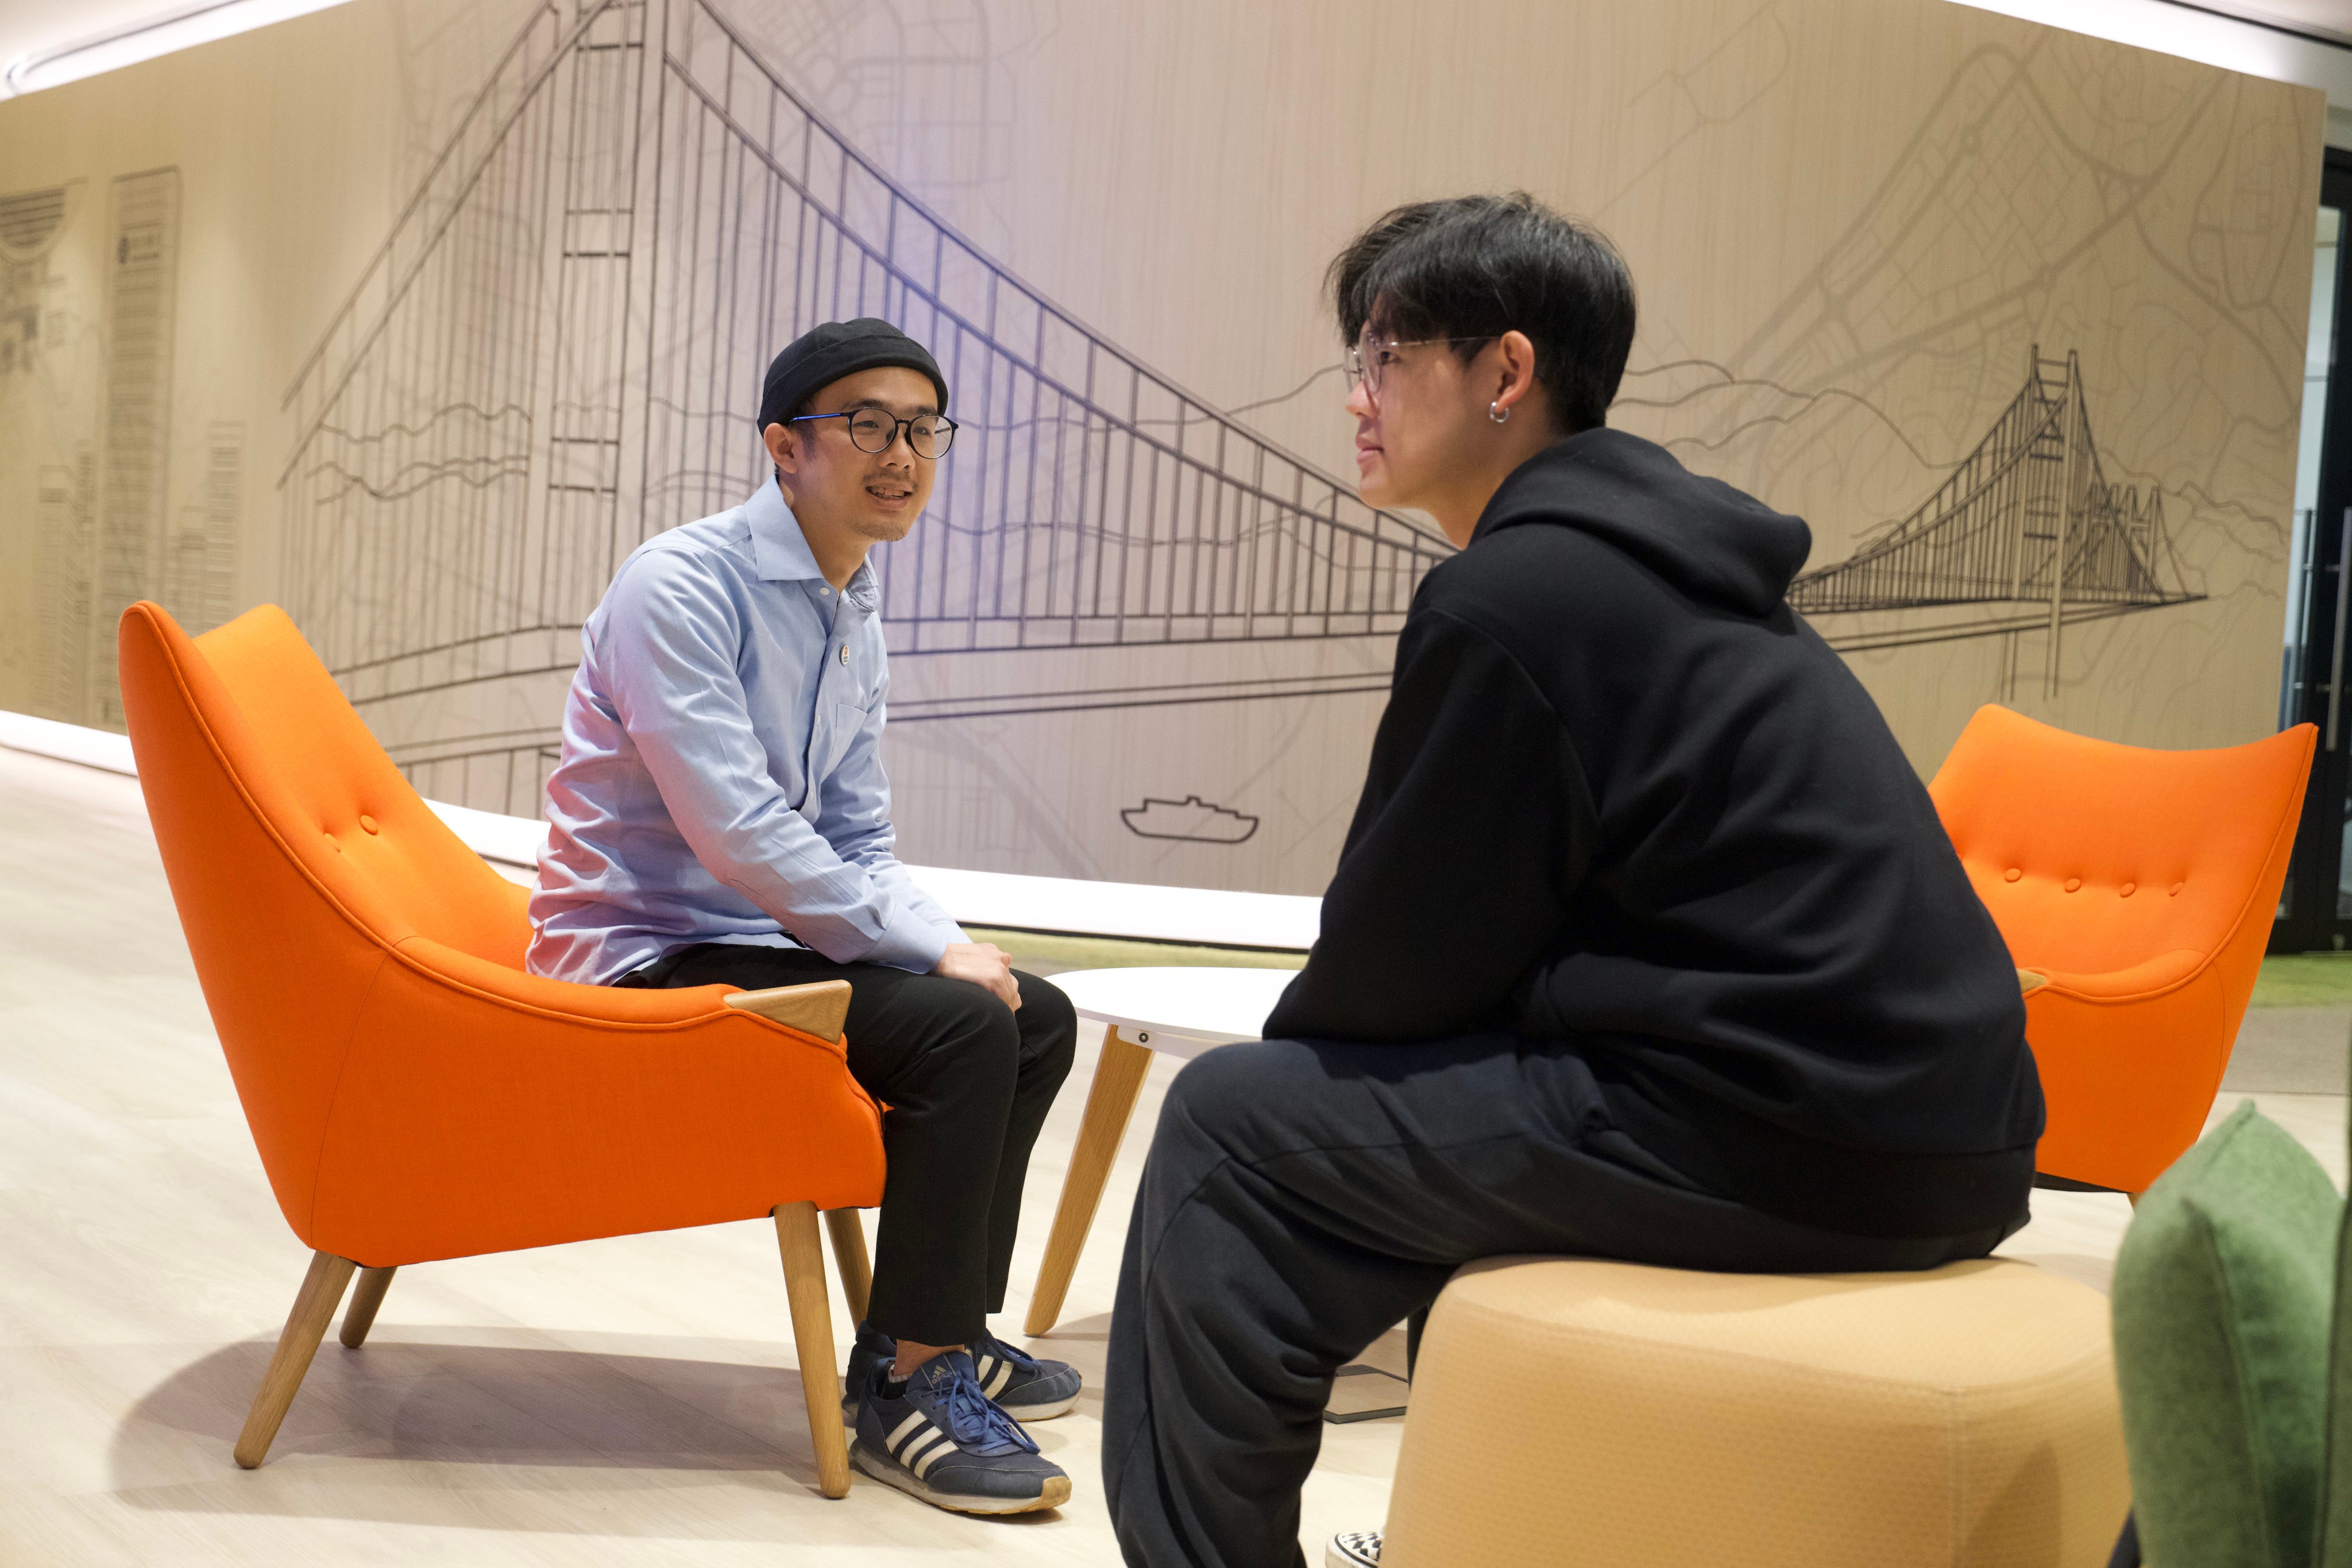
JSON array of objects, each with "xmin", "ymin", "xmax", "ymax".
[{"xmin": 1101, "ymin": 196, "xmax": 2045, "ymax": 1568}]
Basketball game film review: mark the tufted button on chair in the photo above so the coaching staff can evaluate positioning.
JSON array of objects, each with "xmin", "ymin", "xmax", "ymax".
[
  {"xmin": 1929, "ymin": 704, "xmax": 2315, "ymax": 1198},
  {"xmin": 115, "ymin": 601, "xmax": 883, "ymax": 1495}
]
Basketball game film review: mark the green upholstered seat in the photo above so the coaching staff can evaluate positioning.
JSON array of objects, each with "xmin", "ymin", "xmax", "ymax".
[{"xmin": 2110, "ymin": 1100, "xmax": 2345, "ymax": 1568}]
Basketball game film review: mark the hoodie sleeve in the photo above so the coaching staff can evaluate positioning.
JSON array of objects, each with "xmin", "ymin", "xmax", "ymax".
[{"xmin": 1262, "ymin": 605, "xmax": 1596, "ymax": 1043}]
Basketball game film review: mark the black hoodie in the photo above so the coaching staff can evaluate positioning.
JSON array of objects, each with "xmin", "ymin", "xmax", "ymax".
[{"xmin": 1264, "ymin": 428, "xmax": 2044, "ymax": 1240}]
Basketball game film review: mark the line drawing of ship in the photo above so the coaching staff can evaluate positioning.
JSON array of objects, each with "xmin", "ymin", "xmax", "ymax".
[{"xmin": 1119, "ymin": 794, "xmax": 1260, "ymax": 844}]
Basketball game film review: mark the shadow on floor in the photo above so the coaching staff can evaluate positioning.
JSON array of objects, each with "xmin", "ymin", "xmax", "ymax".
[{"xmin": 102, "ymin": 1333, "xmax": 1061, "ymax": 1536}]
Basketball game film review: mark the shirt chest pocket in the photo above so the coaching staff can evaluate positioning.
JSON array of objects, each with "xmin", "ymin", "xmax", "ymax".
[{"xmin": 802, "ymin": 693, "xmax": 879, "ymax": 807}]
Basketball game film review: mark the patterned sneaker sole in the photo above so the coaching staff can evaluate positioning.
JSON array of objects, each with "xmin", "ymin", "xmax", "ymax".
[{"xmin": 848, "ymin": 1439, "xmax": 1072, "ymax": 1516}]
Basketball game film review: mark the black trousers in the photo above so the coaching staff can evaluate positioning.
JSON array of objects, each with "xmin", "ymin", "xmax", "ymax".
[
  {"xmin": 1101, "ymin": 1032, "xmax": 2018, "ymax": 1568},
  {"xmin": 619, "ymin": 943, "xmax": 1076, "ymax": 1347}
]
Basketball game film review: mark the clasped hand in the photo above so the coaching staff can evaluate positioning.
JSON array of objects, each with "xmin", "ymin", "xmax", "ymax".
[{"xmin": 933, "ymin": 941, "xmax": 1021, "ymax": 1010}]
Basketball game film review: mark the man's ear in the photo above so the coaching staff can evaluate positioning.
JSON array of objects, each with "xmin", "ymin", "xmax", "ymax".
[
  {"xmin": 1490, "ymin": 330, "xmax": 1559, "ymax": 430},
  {"xmin": 1492, "ymin": 331, "xmax": 1540, "ymax": 414},
  {"xmin": 763, "ymin": 420, "xmax": 798, "ymax": 475}
]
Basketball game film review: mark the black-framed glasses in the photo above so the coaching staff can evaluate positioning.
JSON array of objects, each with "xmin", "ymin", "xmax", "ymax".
[
  {"xmin": 1347, "ymin": 331, "xmax": 1495, "ymax": 396},
  {"xmin": 790, "ymin": 408, "xmax": 958, "ymax": 459}
]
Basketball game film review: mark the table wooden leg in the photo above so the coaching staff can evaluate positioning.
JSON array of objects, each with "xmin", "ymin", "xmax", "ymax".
[{"xmin": 1024, "ymin": 1025, "xmax": 1156, "ymax": 1337}]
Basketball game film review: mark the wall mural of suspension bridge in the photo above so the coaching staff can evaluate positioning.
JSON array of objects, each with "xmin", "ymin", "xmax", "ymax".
[
  {"xmin": 1786, "ymin": 347, "xmax": 2201, "ymax": 693},
  {"xmin": 276, "ymin": 0, "xmax": 1451, "ymax": 857},
  {"xmin": 241, "ymin": 0, "xmax": 2278, "ymax": 893}
]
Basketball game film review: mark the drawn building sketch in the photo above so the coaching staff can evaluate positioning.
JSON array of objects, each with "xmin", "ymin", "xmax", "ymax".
[
  {"xmin": 94, "ymin": 168, "xmax": 180, "ymax": 729},
  {"xmin": 1, "ymin": 181, "xmax": 91, "ymax": 723},
  {"xmin": 33, "ymin": 455, "xmax": 95, "ymax": 719},
  {"xmin": 0, "ymin": 186, "xmax": 62, "ymax": 377},
  {"xmin": 161, "ymin": 422, "xmax": 244, "ymax": 638}
]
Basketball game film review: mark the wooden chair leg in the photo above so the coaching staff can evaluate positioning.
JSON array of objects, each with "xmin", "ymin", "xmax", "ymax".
[
  {"xmin": 825, "ymin": 1209, "xmax": 872, "ymax": 1326},
  {"xmin": 339, "ymin": 1265, "xmax": 397, "ymax": 1349},
  {"xmin": 774, "ymin": 1201, "xmax": 851, "ymax": 1498},
  {"xmin": 1024, "ymin": 1024, "xmax": 1156, "ymax": 1335},
  {"xmin": 234, "ymin": 1251, "xmax": 357, "ymax": 1468}
]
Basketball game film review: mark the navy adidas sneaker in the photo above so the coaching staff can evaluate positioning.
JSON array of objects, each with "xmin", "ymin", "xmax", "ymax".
[
  {"xmin": 849, "ymin": 1351, "xmax": 1071, "ymax": 1515},
  {"xmin": 843, "ymin": 1320, "xmax": 1083, "ymax": 1422},
  {"xmin": 969, "ymin": 1328, "xmax": 1083, "ymax": 1419}
]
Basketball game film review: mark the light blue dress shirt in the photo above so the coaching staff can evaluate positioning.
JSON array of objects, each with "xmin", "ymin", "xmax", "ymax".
[{"xmin": 526, "ymin": 477, "xmax": 965, "ymax": 986}]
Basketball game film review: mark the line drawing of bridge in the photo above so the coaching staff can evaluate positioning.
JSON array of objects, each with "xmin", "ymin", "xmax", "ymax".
[
  {"xmin": 1787, "ymin": 347, "xmax": 2200, "ymax": 692},
  {"xmin": 275, "ymin": 0, "xmax": 1450, "ymax": 816}
]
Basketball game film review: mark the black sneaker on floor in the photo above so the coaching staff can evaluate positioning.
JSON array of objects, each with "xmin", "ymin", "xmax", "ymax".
[
  {"xmin": 1327, "ymin": 1530, "xmax": 1381, "ymax": 1567},
  {"xmin": 849, "ymin": 1352, "xmax": 1071, "ymax": 1515},
  {"xmin": 843, "ymin": 1320, "xmax": 1083, "ymax": 1422}
]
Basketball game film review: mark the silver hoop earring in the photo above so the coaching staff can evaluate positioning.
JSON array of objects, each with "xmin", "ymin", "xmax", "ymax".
[{"xmin": 1489, "ymin": 401, "xmax": 1511, "ymax": 425}]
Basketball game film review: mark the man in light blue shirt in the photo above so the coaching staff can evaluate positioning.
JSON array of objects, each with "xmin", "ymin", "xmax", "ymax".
[{"xmin": 528, "ymin": 320, "xmax": 1079, "ymax": 1516}]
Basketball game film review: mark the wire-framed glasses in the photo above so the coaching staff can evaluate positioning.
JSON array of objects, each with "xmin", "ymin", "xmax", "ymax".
[
  {"xmin": 790, "ymin": 408, "xmax": 958, "ymax": 459},
  {"xmin": 1347, "ymin": 331, "xmax": 1495, "ymax": 396}
]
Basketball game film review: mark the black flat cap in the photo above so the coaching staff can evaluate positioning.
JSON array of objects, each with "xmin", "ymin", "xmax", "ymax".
[{"xmin": 756, "ymin": 318, "xmax": 948, "ymax": 432}]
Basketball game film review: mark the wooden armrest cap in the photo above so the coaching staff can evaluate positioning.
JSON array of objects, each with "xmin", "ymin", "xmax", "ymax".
[{"xmin": 724, "ymin": 979, "xmax": 852, "ymax": 1042}]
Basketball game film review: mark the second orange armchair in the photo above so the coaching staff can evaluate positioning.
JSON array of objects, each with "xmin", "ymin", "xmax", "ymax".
[{"xmin": 1930, "ymin": 704, "xmax": 2313, "ymax": 1197}]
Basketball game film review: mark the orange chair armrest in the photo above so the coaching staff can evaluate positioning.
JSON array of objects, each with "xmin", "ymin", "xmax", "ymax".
[
  {"xmin": 389, "ymin": 934, "xmax": 846, "ymax": 1058},
  {"xmin": 2014, "ymin": 947, "xmax": 2207, "ymax": 1003},
  {"xmin": 307, "ymin": 939, "xmax": 884, "ymax": 1262}
]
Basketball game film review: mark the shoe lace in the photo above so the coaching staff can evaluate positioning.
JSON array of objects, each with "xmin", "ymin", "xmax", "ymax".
[
  {"xmin": 972, "ymin": 1330, "xmax": 1041, "ymax": 1374},
  {"xmin": 935, "ymin": 1358, "xmax": 1039, "ymax": 1454}
]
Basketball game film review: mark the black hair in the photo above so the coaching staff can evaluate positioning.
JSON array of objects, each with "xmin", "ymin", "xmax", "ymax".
[{"xmin": 1327, "ymin": 193, "xmax": 1636, "ymax": 434}]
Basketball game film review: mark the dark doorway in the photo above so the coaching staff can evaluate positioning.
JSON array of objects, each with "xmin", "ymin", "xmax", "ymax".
[{"xmin": 2274, "ymin": 150, "xmax": 2352, "ymax": 951}]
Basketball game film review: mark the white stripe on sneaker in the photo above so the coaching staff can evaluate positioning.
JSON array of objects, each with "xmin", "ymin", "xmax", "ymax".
[
  {"xmin": 907, "ymin": 1431, "xmax": 958, "ymax": 1480},
  {"xmin": 901, "ymin": 1428, "xmax": 953, "ymax": 1465},
  {"xmin": 976, "ymin": 1353, "xmax": 997, "ymax": 1382},
  {"xmin": 983, "ymin": 1361, "xmax": 1015, "ymax": 1399},
  {"xmin": 886, "ymin": 1411, "xmax": 930, "ymax": 1455}
]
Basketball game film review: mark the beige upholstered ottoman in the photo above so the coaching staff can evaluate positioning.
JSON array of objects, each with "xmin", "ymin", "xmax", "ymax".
[{"xmin": 1381, "ymin": 1256, "xmax": 2127, "ymax": 1568}]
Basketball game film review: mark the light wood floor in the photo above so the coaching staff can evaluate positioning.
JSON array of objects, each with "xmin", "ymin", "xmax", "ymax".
[{"xmin": 1, "ymin": 741, "xmax": 2342, "ymax": 1565}]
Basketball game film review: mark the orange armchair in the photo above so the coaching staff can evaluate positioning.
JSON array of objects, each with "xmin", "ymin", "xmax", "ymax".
[
  {"xmin": 115, "ymin": 601, "xmax": 886, "ymax": 1494},
  {"xmin": 1929, "ymin": 704, "xmax": 2314, "ymax": 1198}
]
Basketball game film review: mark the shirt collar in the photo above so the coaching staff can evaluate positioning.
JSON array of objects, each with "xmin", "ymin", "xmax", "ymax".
[{"xmin": 747, "ymin": 474, "xmax": 880, "ymax": 608}]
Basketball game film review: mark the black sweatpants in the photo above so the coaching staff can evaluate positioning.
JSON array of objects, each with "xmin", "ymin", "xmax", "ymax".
[
  {"xmin": 1102, "ymin": 1032, "xmax": 2019, "ymax": 1568},
  {"xmin": 619, "ymin": 943, "xmax": 1076, "ymax": 1347}
]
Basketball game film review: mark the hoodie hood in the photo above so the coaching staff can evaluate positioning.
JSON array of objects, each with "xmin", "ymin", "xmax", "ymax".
[{"xmin": 1472, "ymin": 428, "xmax": 1812, "ymax": 617}]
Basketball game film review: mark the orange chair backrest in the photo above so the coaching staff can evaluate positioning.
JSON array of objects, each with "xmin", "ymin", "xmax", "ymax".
[
  {"xmin": 1930, "ymin": 703, "xmax": 2312, "ymax": 999},
  {"xmin": 117, "ymin": 601, "xmax": 536, "ymax": 1225}
]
